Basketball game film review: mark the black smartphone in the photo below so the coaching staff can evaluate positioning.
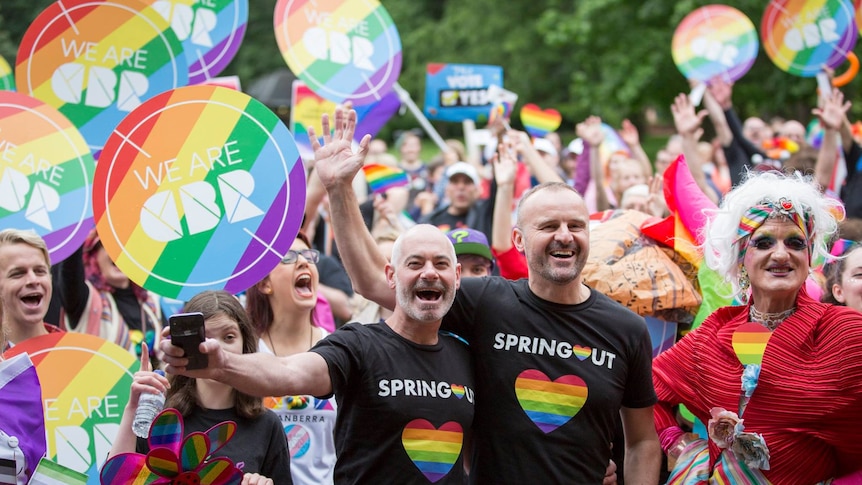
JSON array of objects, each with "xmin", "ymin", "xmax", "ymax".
[{"xmin": 169, "ymin": 312, "xmax": 208, "ymax": 370}]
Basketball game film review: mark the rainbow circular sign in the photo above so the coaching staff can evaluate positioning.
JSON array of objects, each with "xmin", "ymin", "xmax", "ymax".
[
  {"xmin": 3, "ymin": 333, "xmax": 138, "ymax": 483},
  {"xmin": 672, "ymin": 5, "xmax": 759, "ymax": 82},
  {"xmin": 16, "ymin": 0, "xmax": 188, "ymax": 154},
  {"xmin": 93, "ymin": 85, "xmax": 305, "ymax": 300},
  {"xmin": 0, "ymin": 91, "xmax": 95, "ymax": 263},
  {"xmin": 141, "ymin": 0, "xmax": 248, "ymax": 84},
  {"xmin": 0, "ymin": 54, "xmax": 14, "ymax": 91},
  {"xmin": 761, "ymin": 0, "xmax": 858, "ymax": 77},
  {"xmin": 274, "ymin": 0, "xmax": 402, "ymax": 106}
]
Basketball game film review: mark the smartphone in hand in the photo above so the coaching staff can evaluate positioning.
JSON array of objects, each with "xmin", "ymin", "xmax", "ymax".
[{"xmin": 169, "ymin": 312, "xmax": 208, "ymax": 370}]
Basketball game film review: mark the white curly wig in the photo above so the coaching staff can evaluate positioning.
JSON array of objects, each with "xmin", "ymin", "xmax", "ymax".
[{"xmin": 701, "ymin": 171, "xmax": 843, "ymax": 299}]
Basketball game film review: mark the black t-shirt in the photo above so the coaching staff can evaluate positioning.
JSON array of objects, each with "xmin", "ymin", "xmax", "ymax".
[
  {"xmin": 840, "ymin": 142, "xmax": 862, "ymax": 219},
  {"xmin": 442, "ymin": 278, "xmax": 656, "ymax": 484},
  {"xmin": 137, "ymin": 407, "xmax": 292, "ymax": 483},
  {"xmin": 420, "ymin": 209, "xmax": 469, "ymax": 233},
  {"xmin": 312, "ymin": 322, "xmax": 475, "ymax": 485}
]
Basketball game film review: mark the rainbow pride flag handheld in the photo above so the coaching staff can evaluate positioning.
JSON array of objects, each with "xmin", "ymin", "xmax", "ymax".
[
  {"xmin": 93, "ymin": 85, "xmax": 305, "ymax": 299},
  {"xmin": 141, "ymin": 0, "xmax": 248, "ymax": 84},
  {"xmin": 30, "ymin": 458, "xmax": 89, "ymax": 485},
  {"xmin": 362, "ymin": 163, "xmax": 409, "ymax": 194},
  {"xmin": 16, "ymin": 0, "xmax": 189, "ymax": 154},
  {"xmin": 672, "ymin": 5, "xmax": 758, "ymax": 82},
  {"xmin": 519, "ymin": 103, "xmax": 561, "ymax": 138},
  {"xmin": 3, "ymin": 333, "xmax": 138, "ymax": 484},
  {"xmin": 761, "ymin": 0, "xmax": 857, "ymax": 77},
  {"xmin": 274, "ymin": 0, "xmax": 402, "ymax": 106},
  {"xmin": 0, "ymin": 90, "xmax": 96, "ymax": 263}
]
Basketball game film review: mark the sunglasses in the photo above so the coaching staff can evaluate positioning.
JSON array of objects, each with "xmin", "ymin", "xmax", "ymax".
[{"xmin": 281, "ymin": 249, "xmax": 320, "ymax": 264}]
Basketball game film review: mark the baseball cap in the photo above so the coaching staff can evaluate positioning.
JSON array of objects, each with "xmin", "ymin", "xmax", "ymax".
[
  {"xmin": 446, "ymin": 162, "xmax": 480, "ymax": 185},
  {"xmin": 446, "ymin": 228, "xmax": 493, "ymax": 262},
  {"xmin": 533, "ymin": 138, "xmax": 558, "ymax": 157}
]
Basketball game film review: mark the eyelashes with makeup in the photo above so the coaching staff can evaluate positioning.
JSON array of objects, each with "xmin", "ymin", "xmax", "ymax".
[{"xmin": 749, "ymin": 236, "xmax": 808, "ymax": 251}]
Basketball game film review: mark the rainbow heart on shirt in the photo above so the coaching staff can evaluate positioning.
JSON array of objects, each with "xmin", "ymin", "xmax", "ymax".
[
  {"xmin": 450, "ymin": 384, "xmax": 466, "ymax": 399},
  {"xmin": 515, "ymin": 369, "xmax": 588, "ymax": 433},
  {"xmin": 520, "ymin": 103, "xmax": 562, "ymax": 138},
  {"xmin": 401, "ymin": 419, "xmax": 463, "ymax": 483},
  {"xmin": 572, "ymin": 345, "xmax": 592, "ymax": 361},
  {"xmin": 732, "ymin": 323, "xmax": 773, "ymax": 366}
]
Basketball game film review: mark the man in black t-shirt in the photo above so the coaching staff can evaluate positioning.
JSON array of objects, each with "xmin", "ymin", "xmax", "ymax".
[
  {"xmin": 314, "ymin": 109, "xmax": 661, "ymax": 484},
  {"xmin": 161, "ymin": 224, "xmax": 474, "ymax": 485}
]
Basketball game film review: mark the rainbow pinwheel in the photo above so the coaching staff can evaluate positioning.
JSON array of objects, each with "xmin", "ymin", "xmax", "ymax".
[{"xmin": 100, "ymin": 408, "xmax": 243, "ymax": 485}]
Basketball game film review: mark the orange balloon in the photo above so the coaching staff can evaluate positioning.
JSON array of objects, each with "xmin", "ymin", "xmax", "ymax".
[{"xmin": 833, "ymin": 52, "xmax": 859, "ymax": 87}]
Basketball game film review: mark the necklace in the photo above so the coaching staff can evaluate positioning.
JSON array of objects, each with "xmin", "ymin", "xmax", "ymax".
[
  {"xmin": 749, "ymin": 306, "xmax": 795, "ymax": 330},
  {"xmin": 267, "ymin": 326, "xmax": 315, "ymax": 356}
]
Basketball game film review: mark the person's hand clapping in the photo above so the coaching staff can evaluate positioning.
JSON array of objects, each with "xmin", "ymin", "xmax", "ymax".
[{"xmin": 309, "ymin": 108, "xmax": 371, "ymax": 190}]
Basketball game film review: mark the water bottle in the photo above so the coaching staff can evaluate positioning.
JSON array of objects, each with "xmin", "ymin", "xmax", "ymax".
[{"xmin": 132, "ymin": 369, "xmax": 166, "ymax": 438}]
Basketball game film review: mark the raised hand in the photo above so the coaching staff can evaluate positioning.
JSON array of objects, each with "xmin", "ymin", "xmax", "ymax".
[
  {"xmin": 493, "ymin": 137, "xmax": 518, "ymax": 186},
  {"xmin": 619, "ymin": 119, "xmax": 641, "ymax": 147},
  {"xmin": 129, "ymin": 342, "xmax": 169, "ymax": 410},
  {"xmin": 309, "ymin": 108, "xmax": 372, "ymax": 190},
  {"xmin": 577, "ymin": 116, "xmax": 605, "ymax": 148},
  {"xmin": 812, "ymin": 88, "xmax": 851, "ymax": 131},
  {"xmin": 706, "ymin": 76, "xmax": 733, "ymax": 110},
  {"xmin": 671, "ymin": 93, "xmax": 707, "ymax": 138}
]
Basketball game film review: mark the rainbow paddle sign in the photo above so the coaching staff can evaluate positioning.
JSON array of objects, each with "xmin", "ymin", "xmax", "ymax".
[
  {"xmin": 672, "ymin": 5, "xmax": 759, "ymax": 82},
  {"xmin": 0, "ymin": 54, "xmax": 14, "ymax": 91},
  {"xmin": 93, "ymin": 85, "xmax": 305, "ymax": 300},
  {"xmin": 761, "ymin": 0, "xmax": 858, "ymax": 77},
  {"xmin": 274, "ymin": 0, "xmax": 402, "ymax": 106},
  {"xmin": 0, "ymin": 91, "xmax": 95, "ymax": 263},
  {"xmin": 141, "ymin": 0, "xmax": 248, "ymax": 84},
  {"xmin": 2, "ymin": 333, "xmax": 138, "ymax": 485},
  {"xmin": 520, "ymin": 103, "xmax": 562, "ymax": 138},
  {"xmin": 16, "ymin": 0, "xmax": 188, "ymax": 154}
]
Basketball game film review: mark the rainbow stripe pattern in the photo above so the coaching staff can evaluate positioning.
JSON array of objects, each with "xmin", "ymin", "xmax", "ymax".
[
  {"xmin": 16, "ymin": 0, "xmax": 188, "ymax": 154},
  {"xmin": 515, "ymin": 369, "xmax": 588, "ymax": 433},
  {"xmin": 450, "ymin": 384, "xmax": 465, "ymax": 399},
  {"xmin": 140, "ymin": 0, "xmax": 248, "ymax": 84},
  {"xmin": 362, "ymin": 163, "xmax": 409, "ymax": 194},
  {"xmin": 401, "ymin": 419, "xmax": 463, "ymax": 483},
  {"xmin": 2, "ymin": 333, "xmax": 137, "ymax": 484},
  {"xmin": 761, "ymin": 0, "xmax": 858, "ymax": 77},
  {"xmin": 732, "ymin": 323, "xmax": 773, "ymax": 366},
  {"xmin": 519, "ymin": 103, "xmax": 561, "ymax": 138},
  {"xmin": 0, "ymin": 90, "xmax": 96, "ymax": 263},
  {"xmin": 275, "ymin": 0, "xmax": 402, "ymax": 106},
  {"xmin": 93, "ymin": 85, "xmax": 304, "ymax": 300},
  {"xmin": 572, "ymin": 345, "xmax": 592, "ymax": 361},
  {"xmin": 672, "ymin": 5, "xmax": 758, "ymax": 82},
  {"xmin": 0, "ymin": 54, "xmax": 13, "ymax": 91}
]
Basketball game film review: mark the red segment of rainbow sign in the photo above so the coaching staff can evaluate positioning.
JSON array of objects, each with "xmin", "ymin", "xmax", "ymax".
[
  {"xmin": 672, "ymin": 5, "xmax": 759, "ymax": 82},
  {"xmin": 514, "ymin": 369, "xmax": 587, "ymax": 433},
  {"xmin": 274, "ymin": 0, "xmax": 402, "ymax": 106},
  {"xmin": 401, "ymin": 419, "xmax": 463, "ymax": 483},
  {"xmin": 0, "ymin": 90, "xmax": 95, "ymax": 263},
  {"xmin": 761, "ymin": 0, "xmax": 858, "ymax": 77},
  {"xmin": 16, "ymin": 0, "xmax": 188, "ymax": 153},
  {"xmin": 93, "ymin": 85, "xmax": 304, "ymax": 300},
  {"xmin": 519, "ymin": 103, "xmax": 562, "ymax": 138},
  {"xmin": 362, "ymin": 163, "xmax": 409, "ymax": 195},
  {"xmin": 732, "ymin": 323, "xmax": 773, "ymax": 366}
]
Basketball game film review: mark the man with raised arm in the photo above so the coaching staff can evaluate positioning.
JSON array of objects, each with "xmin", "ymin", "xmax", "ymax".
[{"xmin": 310, "ymin": 109, "xmax": 660, "ymax": 484}]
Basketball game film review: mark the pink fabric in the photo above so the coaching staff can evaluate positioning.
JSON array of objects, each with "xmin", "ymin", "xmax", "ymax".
[
  {"xmin": 659, "ymin": 426, "xmax": 686, "ymax": 454},
  {"xmin": 313, "ymin": 292, "xmax": 336, "ymax": 333}
]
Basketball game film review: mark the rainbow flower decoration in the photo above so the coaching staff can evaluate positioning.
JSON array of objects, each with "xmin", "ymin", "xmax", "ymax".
[
  {"xmin": 100, "ymin": 408, "xmax": 243, "ymax": 484},
  {"xmin": 761, "ymin": 136, "xmax": 799, "ymax": 161}
]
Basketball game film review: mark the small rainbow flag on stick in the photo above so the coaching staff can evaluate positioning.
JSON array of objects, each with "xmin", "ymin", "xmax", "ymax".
[{"xmin": 363, "ymin": 164, "xmax": 410, "ymax": 194}]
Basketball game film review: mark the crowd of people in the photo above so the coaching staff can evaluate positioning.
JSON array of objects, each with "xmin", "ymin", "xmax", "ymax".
[{"xmin": 3, "ymin": 76, "xmax": 862, "ymax": 484}]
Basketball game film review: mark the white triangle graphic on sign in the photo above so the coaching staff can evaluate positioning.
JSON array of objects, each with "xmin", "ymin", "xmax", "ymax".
[
  {"xmin": 141, "ymin": 191, "xmax": 182, "ymax": 242},
  {"xmin": 25, "ymin": 182, "xmax": 60, "ymax": 230},
  {"xmin": 218, "ymin": 171, "xmax": 263, "ymax": 223},
  {"xmin": 0, "ymin": 168, "xmax": 30, "ymax": 212},
  {"xmin": 179, "ymin": 181, "xmax": 221, "ymax": 235}
]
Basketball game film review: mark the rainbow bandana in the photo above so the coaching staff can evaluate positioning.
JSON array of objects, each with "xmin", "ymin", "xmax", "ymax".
[{"xmin": 735, "ymin": 197, "xmax": 813, "ymax": 264}]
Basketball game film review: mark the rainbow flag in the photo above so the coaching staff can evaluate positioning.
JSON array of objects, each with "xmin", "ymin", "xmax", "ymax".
[
  {"xmin": 29, "ymin": 458, "xmax": 88, "ymax": 485},
  {"xmin": 641, "ymin": 155, "xmax": 732, "ymax": 328},
  {"xmin": 362, "ymin": 163, "xmax": 410, "ymax": 194}
]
